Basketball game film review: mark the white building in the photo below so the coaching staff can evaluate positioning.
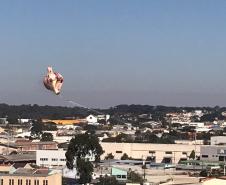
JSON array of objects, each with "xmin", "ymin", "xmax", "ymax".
[
  {"xmin": 189, "ymin": 122, "xmax": 204, "ymax": 128},
  {"xmin": 36, "ymin": 150, "xmax": 67, "ymax": 167},
  {"xmin": 17, "ymin": 119, "xmax": 30, "ymax": 124},
  {"xmin": 36, "ymin": 149, "xmax": 96, "ymax": 167},
  {"xmin": 200, "ymin": 145, "xmax": 226, "ymax": 162},
  {"xmin": 0, "ymin": 118, "xmax": 8, "ymax": 125},
  {"xmin": 101, "ymin": 142, "xmax": 201, "ymax": 164},
  {"xmin": 211, "ymin": 136, "xmax": 226, "ymax": 145},
  {"xmin": 86, "ymin": 115, "xmax": 98, "ymax": 124}
]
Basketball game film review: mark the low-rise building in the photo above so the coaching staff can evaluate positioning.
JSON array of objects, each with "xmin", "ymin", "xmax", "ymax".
[
  {"xmin": 101, "ymin": 142, "xmax": 200, "ymax": 164},
  {"xmin": 111, "ymin": 167, "xmax": 127, "ymax": 181},
  {"xmin": 36, "ymin": 150, "xmax": 66, "ymax": 167},
  {"xmin": 16, "ymin": 140, "xmax": 58, "ymax": 151},
  {"xmin": 0, "ymin": 153, "xmax": 36, "ymax": 165},
  {"xmin": 36, "ymin": 149, "xmax": 95, "ymax": 168},
  {"xmin": 200, "ymin": 145, "xmax": 226, "ymax": 162},
  {"xmin": 0, "ymin": 168, "xmax": 62, "ymax": 185},
  {"xmin": 211, "ymin": 136, "xmax": 226, "ymax": 145}
]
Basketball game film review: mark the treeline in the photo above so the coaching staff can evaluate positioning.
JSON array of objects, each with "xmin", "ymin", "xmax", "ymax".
[
  {"xmin": 0, "ymin": 104, "xmax": 91, "ymax": 120},
  {"xmin": 0, "ymin": 103, "xmax": 226, "ymax": 121}
]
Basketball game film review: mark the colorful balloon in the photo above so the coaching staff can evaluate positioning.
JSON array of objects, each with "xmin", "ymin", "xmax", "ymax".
[{"xmin": 43, "ymin": 67, "xmax": 63, "ymax": 95}]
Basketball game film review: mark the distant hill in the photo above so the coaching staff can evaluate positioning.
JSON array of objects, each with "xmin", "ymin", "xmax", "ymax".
[{"xmin": 0, "ymin": 103, "xmax": 225, "ymax": 121}]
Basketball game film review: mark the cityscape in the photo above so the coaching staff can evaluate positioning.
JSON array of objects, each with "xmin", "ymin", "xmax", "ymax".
[
  {"xmin": 0, "ymin": 1, "xmax": 226, "ymax": 185},
  {"xmin": 0, "ymin": 104, "xmax": 226, "ymax": 184}
]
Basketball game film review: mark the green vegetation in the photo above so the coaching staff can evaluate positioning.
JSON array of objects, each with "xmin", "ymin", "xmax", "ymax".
[
  {"xmin": 128, "ymin": 170, "xmax": 143, "ymax": 183},
  {"xmin": 65, "ymin": 133, "xmax": 104, "ymax": 184},
  {"xmin": 96, "ymin": 176, "xmax": 120, "ymax": 185},
  {"xmin": 41, "ymin": 132, "xmax": 53, "ymax": 142},
  {"xmin": 105, "ymin": 153, "xmax": 114, "ymax": 160},
  {"xmin": 189, "ymin": 150, "xmax": 195, "ymax": 160}
]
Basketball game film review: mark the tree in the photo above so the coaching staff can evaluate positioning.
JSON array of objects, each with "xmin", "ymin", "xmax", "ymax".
[
  {"xmin": 121, "ymin": 153, "xmax": 129, "ymax": 160},
  {"xmin": 128, "ymin": 170, "xmax": 143, "ymax": 183},
  {"xmin": 42, "ymin": 122, "xmax": 57, "ymax": 131},
  {"xmin": 105, "ymin": 153, "xmax": 114, "ymax": 160},
  {"xmin": 30, "ymin": 121, "xmax": 43, "ymax": 138},
  {"xmin": 7, "ymin": 116, "xmax": 18, "ymax": 124},
  {"xmin": 76, "ymin": 158, "xmax": 93, "ymax": 184},
  {"xmin": 96, "ymin": 176, "xmax": 120, "ymax": 185},
  {"xmin": 189, "ymin": 150, "xmax": 195, "ymax": 160},
  {"xmin": 66, "ymin": 133, "xmax": 104, "ymax": 184},
  {"xmin": 41, "ymin": 132, "xmax": 53, "ymax": 142}
]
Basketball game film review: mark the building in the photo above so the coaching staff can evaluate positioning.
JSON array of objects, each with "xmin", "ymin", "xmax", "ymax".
[
  {"xmin": 111, "ymin": 167, "xmax": 127, "ymax": 181},
  {"xmin": 16, "ymin": 140, "xmax": 58, "ymax": 151},
  {"xmin": 101, "ymin": 142, "xmax": 201, "ymax": 164},
  {"xmin": 17, "ymin": 119, "xmax": 31, "ymax": 124},
  {"xmin": 0, "ymin": 143, "xmax": 18, "ymax": 155},
  {"xmin": 0, "ymin": 168, "xmax": 62, "ymax": 185},
  {"xmin": 36, "ymin": 149, "xmax": 95, "ymax": 168},
  {"xmin": 86, "ymin": 115, "xmax": 98, "ymax": 124},
  {"xmin": 0, "ymin": 153, "xmax": 36, "ymax": 165},
  {"xmin": 0, "ymin": 118, "xmax": 8, "ymax": 125},
  {"xmin": 200, "ymin": 145, "xmax": 226, "ymax": 162},
  {"xmin": 42, "ymin": 119, "xmax": 86, "ymax": 125},
  {"xmin": 36, "ymin": 150, "xmax": 66, "ymax": 167},
  {"xmin": 202, "ymin": 177, "xmax": 226, "ymax": 185},
  {"xmin": 211, "ymin": 136, "xmax": 226, "ymax": 145}
]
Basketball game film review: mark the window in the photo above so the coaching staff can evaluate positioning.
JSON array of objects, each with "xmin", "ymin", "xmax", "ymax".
[
  {"xmin": 9, "ymin": 179, "xmax": 14, "ymax": 185},
  {"xmin": 60, "ymin": 159, "xmax": 66, "ymax": 161},
  {"xmin": 121, "ymin": 175, "xmax": 127, "ymax": 179},
  {"xmin": 26, "ymin": 179, "xmax": 31, "ymax": 185},
  {"xmin": 43, "ymin": 180, "xmax": 48, "ymax": 185},
  {"xmin": 219, "ymin": 156, "xmax": 225, "ymax": 161},
  {"xmin": 149, "ymin": 151, "xmax": 155, "ymax": 154},
  {"xmin": 182, "ymin": 152, "xmax": 187, "ymax": 155},
  {"xmin": 116, "ymin": 151, "xmax": 122, "ymax": 153},
  {"xmin": 202, "ymin": 155, "xmax": 208, "ymax": 158},
  {"xmin": 116, "ymin": 175, "xmax": 122, "ymax": 178},
  {"xmin": 34, "ymin": 180, "xmax": 39, "ymax": 185},
  {"xmin": 40, "ymin": 158, "xmax": 48, "ymax": 161},
  {"xmin": 18, "ymin": 179, "xmax": 22, "ymax": 185},
  {"xmin": 52, "ymin": 158, "xmax": 58, "ymax": 161},
  {"xmin": 165, "ymin": 151, "xmax": 172, "ymax": 154}
]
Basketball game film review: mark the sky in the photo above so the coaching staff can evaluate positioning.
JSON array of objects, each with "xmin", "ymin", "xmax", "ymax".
[{"xmin": 0, "ymin": 0, "xmax": 226, "ymax": 108}]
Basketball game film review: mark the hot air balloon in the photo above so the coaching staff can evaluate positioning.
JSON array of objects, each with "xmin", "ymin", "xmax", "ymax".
[{"xmin": 43, "ymin": 67, "xmax": 63, "ymax": 95}]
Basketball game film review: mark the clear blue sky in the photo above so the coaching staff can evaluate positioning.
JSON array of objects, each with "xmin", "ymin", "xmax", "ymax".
[{"xmin": 0, "ymin": 0, "xmax": 226, "ymax": 108}]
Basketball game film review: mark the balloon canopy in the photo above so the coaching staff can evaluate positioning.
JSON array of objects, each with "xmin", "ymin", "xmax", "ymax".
[{"xmin": 43, "ymin": 67, "xmax": 63, "ymax": 95}]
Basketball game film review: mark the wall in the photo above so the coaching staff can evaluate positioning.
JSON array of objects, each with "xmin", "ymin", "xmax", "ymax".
[
  {"xmin": 101, "ymin": 142, "xmax": 201, "ymax": 164},
  {"xmin": 0, "ymin": 173, "xmax": 62, "ymax": 185}
]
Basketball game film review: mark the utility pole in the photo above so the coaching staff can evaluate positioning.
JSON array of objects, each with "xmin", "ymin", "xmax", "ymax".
[{"xmin": 142, "ymin": 155, "xmax": 146, "ymax": 182}]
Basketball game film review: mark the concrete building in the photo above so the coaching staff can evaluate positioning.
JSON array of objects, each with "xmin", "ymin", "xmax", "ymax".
[
  {"xmin": 111, "ymin": 167, "xmax": 127, "ymax": 181},
  {"xmin": 0, "ymin": 153, "xmax": 36, "ymax": 165},
  {"xmin": 36, "ymin": 149, "xmax": 95, "ymax": 167},
  {"xmin": 0, "ymin": 143, "xmax": 17, "ymax": 155},
  {"xmin": 0, "ymin": 118, "xmax": 8, "ymax": 125},
  {"xmin": 0, "ymin": 168, "xmax": 62, "ymax": 185},
  {"xmin": 36, "ymin": 150, "xmax": 66, "ymax": 167},
  {"xmin": 86, "ymin": 115, "xmax": 98, "ymax": 124},
  {"xmin": 211, "ymin": 136, "xmax": 226, "ymax": 145},
  {"xmin": 17, "ymin": 119, "xmax": 30, "ymax": 124},
  {"xmin": 200, "ymin": 145, "xmax": 226, "ymax": 162},
  {"xmin": 101, "ymin": 142, "xmax": 200, "ymax": 164},
  {"xmin": 16, "ymin": 140, "xmax": 58, "ymax": 151},
  {"xmin": 203, "ymin": 178, "xmax": 226, "ymax": 185}
]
